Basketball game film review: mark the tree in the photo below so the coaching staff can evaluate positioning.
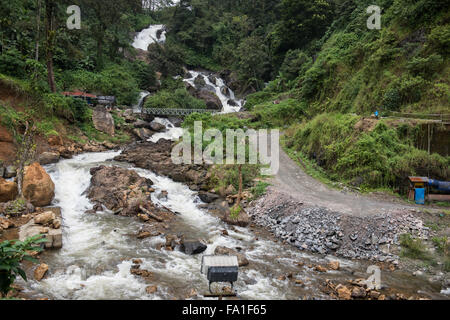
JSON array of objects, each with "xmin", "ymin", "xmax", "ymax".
[
  {"xmin": 44, "ymin": 0, "xmax": 56, "ymax": 92},
  {"xmin": 276, "ymin": 0, "xmax": 334, "ymax": 52}
]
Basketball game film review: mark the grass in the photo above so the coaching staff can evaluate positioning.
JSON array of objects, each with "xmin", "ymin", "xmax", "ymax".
[
  {"xmin": 399, "ymin": 233, "xmax": 435, "ymax": 264},
  {"xmin": 431, "ymin": 236, "xmax": 449, "ymax": 254},
  {"xmin": 250, "ymin": 181, "xmax": 271, "ymax": 200}
]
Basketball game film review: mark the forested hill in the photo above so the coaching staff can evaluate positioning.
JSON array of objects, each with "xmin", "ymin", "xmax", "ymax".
[{"xmin": 158, "ymin": 0, "xmax": 449, "ymax": 115}]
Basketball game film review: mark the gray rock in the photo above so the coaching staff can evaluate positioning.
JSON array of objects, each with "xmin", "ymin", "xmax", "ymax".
[
  {"xmin": 38, "ymin": 152, "xmax": 60, "ymax": 165},
  {"xmin": 133, "ymin": 120, "xmax": 152, "ymax": 130},
  {"xmin": 180, "ymin": 240, "xmax": 207, "ymax": 255},
  {"xmin": 4, "ymin": 165, "xmax": 17, "ymax": 178},
  {"xmin": 92, "ymin": 106, "xmax": 115, "ymax": 136},
  {"xmin": 132, "ymin": 128, "xmax": 153, "ymax": 141},
  {"xmin": 149, "ymin": 121, "xmax": 167, "ymax": 132},
  {"xmin": 198, "ymin": 191, "xmax": 219, "ymax": 203}
]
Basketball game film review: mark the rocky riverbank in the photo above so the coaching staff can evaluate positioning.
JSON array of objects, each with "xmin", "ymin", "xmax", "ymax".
[{"xmin": 247, "ymin": 188, "xmax": 432, "ymax": 264}]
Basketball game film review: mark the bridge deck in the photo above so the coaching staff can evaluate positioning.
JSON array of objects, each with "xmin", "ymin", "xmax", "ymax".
[{"xmin": 138, "ymin": 108, "xmax": 218, "ymax": 116}]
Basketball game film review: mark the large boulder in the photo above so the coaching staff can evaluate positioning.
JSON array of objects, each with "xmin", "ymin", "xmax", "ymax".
[
  {"xmin": 0, "ymin": 178, "xmax": 18, "ymax": 202},
  {"xmin": 87, "ymin": 166, "xmax": 153, "ymax": 216},
  {"xmin": 196, "ymin": 89, "xmax": 223, "ymax": 110},
  {"xmin": 114, "ymin": 140, "xmax": 210, "ymax": 190},
  {"xmin": 38, "ymin": 151, "xmax": 60, "ymax": 165},
  {"xmin": 149, "ymin": 121, "xmax": 166, "ymax": 133},
  {"xmin": 19, "ymin": 207, "xmax": 62, "ymax": 249},
  {"xmin": 180, "ymin": 240, "xmax": 207, "ymax": 255},
  {"xmin": 222, "ymin": 205, "xmax": 250, "ymax": 227},
  {"xmin": 92, "ymin": 106, "xmax": 115, "ymax": 136},
  {"xmin": 132, "ymin": 128, "xmax": 153, "ymax": 141},
  {"xmin": 22, "ymin": 162, "xmax": 55, "ymax": 207},
  {"xmin": 133, "ymin": 120, "xmax": 153, "ymax": 130}
]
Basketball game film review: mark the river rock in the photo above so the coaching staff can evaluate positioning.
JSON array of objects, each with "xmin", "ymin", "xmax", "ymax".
[
  {"xmin": 19, "ymin": 207, "xmax": 62, "ymax": 249},
  {"xmin": 133, "ymin": 128, "xmax": 153, "ymax": 140},
  {"xmin": 34, "ymin": 263, "xmax": 49, "ymax": 281},
  {"xmin": 87, "ymin": 166, "xmax": 154, "ymax": 216},
  {"xmin": 351, "ymin": 286, "xmax": 367, "ymax": 298},
  {"xmin": 133, "ymin": 120, "xmax": 152, "ymax": 130},
  {"xmin": 194, "ymin": 75, "xmax": 206, "ymax": 88},
  {"xmin": 214, "ymin": 246, "xmax": 249, "ymax": 267},
  {"xmin": 221, "ymin": 86, "xmax": 230, "ymax": 96},
  {"xmin": 328, "ymin": 261, "xmax": 340, "ymax": 271},
  {"xmin": 0, "ymin": 178, "xmax": 18, "ymax": 202},
  {"xmin": 34, "ymin": 211, "xmax": 56, "ymax": 226},
  {"xmin": 228, "ymin": 99, "xmax": 238, "ymax": 107},
  {"xmin": 336, "ymin": 284, "xmax": 352, "ymax": 300},
  {"xmin": 222, "ymin": 207, "xmax": 250, "ymax": 227},
  {"xmin": 149, "ymin": 121, "xmax": 166, "ymax": 132},
  {"xmin": 38, "ymin": 152, "xmax": 60, "ymax": 165},
  {"xmin": 168, "ymin": 117, "xmax": 183, "ymax": 128},
  {"xmin": 198, "ymin": 191, "xmax": 219, "ymax": 203},
  {"xmin": 92, "ymin": 106, "xmax": 115, "ymax": 136},
  {"xmin": 0, "ymin": 217, "xmax": 14, "ymax": 229},
  {"xmin": 22, "ymin": 162, "xmax": 55, "ymax": 207},
  {"xmin": 146, "ymin": 285, "xmax": 158, "ymax": 294},
  {"xmin": 180, "ymin": 240, "xmax": 207, "ymax": 255},
  {"xmin": 114, "ymin": 140, "xmax": 209, "ymax": 190},
  {"xmin": 196, "ymin": 89, "xmax": 222, "ymax": 110},
  {"xmin": 4, "ymin": 165, "xmax": 17, "ymax": 179}
]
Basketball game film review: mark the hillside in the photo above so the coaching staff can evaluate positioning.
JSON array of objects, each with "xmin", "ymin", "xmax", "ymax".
[{"xmin": 162, "ymin": 0, "xmax": 449, "ymax": 191}]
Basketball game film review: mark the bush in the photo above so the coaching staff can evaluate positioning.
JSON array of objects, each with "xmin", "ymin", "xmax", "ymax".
[
  {"xmin": 279, "ymin": 49, "xmax": 313, "ymax": 81},
  {"xmin": 406, "ymin": 54, "xmax": 444, "ymax": 79},
  {"xmin": 0, "ymin": 235, "xmax": 47, "ymax": 296},
  {"xmin": 428, "ymin": 25, "xmax": 450, "ymax": 55},
  {"xmin": 253, "ymin": 99, "xmax": 309, "ymax": 128},
  {"xmin": 144, "ymin": 88, "xmax": 206, "ymax": 110},
  {"xmin": 0, "ymin": 48, "xmax": 26, "ymax": 78}
]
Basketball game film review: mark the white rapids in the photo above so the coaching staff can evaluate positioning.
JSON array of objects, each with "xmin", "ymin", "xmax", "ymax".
[
  {"xmin": 22, "ymin": 146, "xmax": 331, "ymax": 300},
  {"xmin": 184, "ymin": 70, "xmax": 243, "ymax": 113},
  {"xmin": 132, "ymin": 24, "xmax": 166, "ymax": 51}
]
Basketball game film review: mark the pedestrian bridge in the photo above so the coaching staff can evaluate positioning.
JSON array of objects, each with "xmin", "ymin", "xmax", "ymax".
[{"xmin": 139, "ymin": 108, "xmax": 218, "ymax": 117}]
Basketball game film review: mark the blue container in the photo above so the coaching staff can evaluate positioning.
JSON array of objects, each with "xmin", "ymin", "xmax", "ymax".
[{"xmin": 415, "ymin": 188, "xmax": 425, "ymax": 205}]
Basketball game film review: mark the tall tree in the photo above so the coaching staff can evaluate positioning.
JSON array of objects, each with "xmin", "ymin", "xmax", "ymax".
[{"xmin": 45, "ymin": 0, "xmax": 56, "ymax": 92}]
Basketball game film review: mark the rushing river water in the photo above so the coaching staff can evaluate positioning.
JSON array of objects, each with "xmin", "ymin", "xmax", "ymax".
[{"xmin": 17, "ymin": 122, "xmax": 447, "ymax": 300}]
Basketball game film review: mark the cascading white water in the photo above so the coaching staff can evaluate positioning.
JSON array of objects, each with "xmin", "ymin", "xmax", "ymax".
[
  {"xmin": 184, "ymin": 71, "xmax": 243, "ymax": 114},
  {"xmin": 147, "ymin": 117, "xmax": 184, "ymax": 143},
  {"xmin": 133, "ymin": 91, "xmax": 150, "ymax": 113},
  {"xmin": 132, "ymin": 24, "xmax": 166, "ymax": 51},
  {"xmin": 23, "ymin": 146, "xmax": 336, "ymax": 300}
]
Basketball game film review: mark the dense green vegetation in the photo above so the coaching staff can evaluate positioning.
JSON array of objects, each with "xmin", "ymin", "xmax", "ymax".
[
  {"xmin": 0, "ymin": 0, "xmax": 160, "ymax": 144},
  {"xmin": 161, "ymin": 0, "xmax": 450, "ymax": 191}
]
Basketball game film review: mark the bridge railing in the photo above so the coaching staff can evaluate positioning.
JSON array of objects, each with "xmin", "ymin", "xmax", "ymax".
[{"xmin": 139, "ymin": 108, "xmax": 218, "ymax": 116}]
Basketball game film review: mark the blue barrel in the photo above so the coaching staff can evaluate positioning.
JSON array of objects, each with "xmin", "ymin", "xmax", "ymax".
[
  {"xmin": 428, "ymin": 179, "xmax": 450, "ymax": 193},
  {"xmin": 415, "ymin": 188, "xmax": 425, "ymax": 205}
]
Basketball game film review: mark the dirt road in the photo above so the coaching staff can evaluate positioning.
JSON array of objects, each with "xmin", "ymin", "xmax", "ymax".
[{"xmin": 269, "ymin": 137, "xmax": 422, "ymax": 217}]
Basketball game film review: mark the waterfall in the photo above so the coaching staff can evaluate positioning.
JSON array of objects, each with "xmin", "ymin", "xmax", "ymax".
[{"xmin": 132, "ymin": 24, "xmax": 166, "ymax": 51}]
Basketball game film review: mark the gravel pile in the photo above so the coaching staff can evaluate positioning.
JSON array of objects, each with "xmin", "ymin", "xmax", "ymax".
[{"xmin": 247, "ymin": 190, "xmax": 431, "ymax": 263}]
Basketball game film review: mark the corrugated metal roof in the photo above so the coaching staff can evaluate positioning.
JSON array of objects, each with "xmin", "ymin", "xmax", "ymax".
[
  {"xmin": 408, "ymin": 176, "xmax": 428, "ymax": 183},
  {"xmin": 201, "ymin": 255, "xmax": 238, "ymax": 274}
]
